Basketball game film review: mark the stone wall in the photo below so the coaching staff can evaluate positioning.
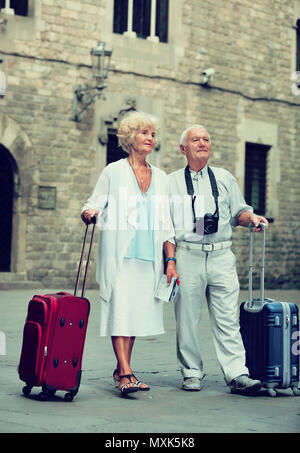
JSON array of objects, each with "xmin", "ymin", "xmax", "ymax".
[{"xmin": 0, "ymin": 0, "xmax": 300, "ymax": 289}]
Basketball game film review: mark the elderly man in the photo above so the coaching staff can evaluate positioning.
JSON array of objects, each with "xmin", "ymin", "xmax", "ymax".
[{"xmin": 164, "ymin": 125, "xmax": 268, "ymax": 393}]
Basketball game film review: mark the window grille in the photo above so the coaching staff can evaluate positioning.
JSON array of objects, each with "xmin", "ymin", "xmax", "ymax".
[
  {"xmin": 0, "ymin": 0, "xmax": 28, "ymax": 16},
  {"xmin": 113, "ymin": 0, "xmax": 169, "ymax": 43},
  {"xmin": 244, "ymin": 143, "xmax": 270, "ymax": 215}
]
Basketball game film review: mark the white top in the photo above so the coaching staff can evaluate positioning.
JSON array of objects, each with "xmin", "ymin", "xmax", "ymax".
[
  {"xmin": 82, "ymin": 158, "xmax": 174, "ymax": 302},
  {"xmin": 168, "ymin": 165, "xmax": 253, "ymax": 244}
]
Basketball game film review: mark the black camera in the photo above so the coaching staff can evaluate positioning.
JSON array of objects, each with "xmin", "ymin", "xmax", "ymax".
[
  {"xmin": 185, "ymin": 165, "xmax": 219, "ymax": 237},
  {"xmin": 204, "ymin": 212, "xmax": 219, "ymax": 235}
]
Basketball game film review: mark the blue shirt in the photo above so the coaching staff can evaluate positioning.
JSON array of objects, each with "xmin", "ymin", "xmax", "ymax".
[{"xmin": 125, "ymin": 165, "xmax": 155, "ymax": 261}]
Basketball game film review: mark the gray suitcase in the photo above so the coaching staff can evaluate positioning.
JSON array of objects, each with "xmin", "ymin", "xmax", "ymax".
[{"xmin": 240, "ymin": 223, "xmax": 300, "ymax": 396}]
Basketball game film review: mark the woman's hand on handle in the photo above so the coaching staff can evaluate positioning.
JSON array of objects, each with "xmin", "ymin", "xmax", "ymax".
[{"xmin": 81, "ymin": 209, "xmax": 99, "ymax": 225}]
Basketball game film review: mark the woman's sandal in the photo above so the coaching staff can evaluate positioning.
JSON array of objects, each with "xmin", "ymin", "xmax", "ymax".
[
  {"xmin": 113, "ymin": 369, "xmax": 150, "ymax": 392},
  {"xmin": 118, "ymin": 374, "xmax": 139, "ymax": 395},
  {"xmin": 113, "ymin": 369, "xmax": 120, "ymax": 388},
  {"xmin": 132, "ymin": 374, "xmax": 150, "ymax": 391}
]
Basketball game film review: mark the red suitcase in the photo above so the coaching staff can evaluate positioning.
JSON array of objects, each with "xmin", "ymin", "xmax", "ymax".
[{"xmin": 18, "ymin": 220, "xmax": 96, "ymax": 401}]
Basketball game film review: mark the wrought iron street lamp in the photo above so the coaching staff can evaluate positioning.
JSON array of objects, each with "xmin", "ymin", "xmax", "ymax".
[{"xmin": 72, "ymin": 41, "xmax": 112, "ymax": 122}]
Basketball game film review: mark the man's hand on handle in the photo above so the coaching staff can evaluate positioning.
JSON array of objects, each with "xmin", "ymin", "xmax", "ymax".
[
  {"xmin": 237, "ymin": 211, "xmax": 269, "ymax": 232},
  {"xmin": 249, "ymin": 213, "xmax": 269, "ymax": 232}
]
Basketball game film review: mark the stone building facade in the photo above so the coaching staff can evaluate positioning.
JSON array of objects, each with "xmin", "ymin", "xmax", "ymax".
[{"xmin": 0, "ymin": 0, "xmax": 300, "ymax": 290}]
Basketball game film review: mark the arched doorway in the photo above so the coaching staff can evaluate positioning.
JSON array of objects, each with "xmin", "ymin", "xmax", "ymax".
[
  {"xmin": 0, "ymin": 144, "xmax": 17, "ymax": 271},
  {"xmin": 0, "ymin": 113, "xmax": 35, "ymax": 276}
]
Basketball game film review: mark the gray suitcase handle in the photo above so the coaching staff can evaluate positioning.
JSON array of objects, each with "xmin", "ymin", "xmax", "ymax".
[
  {"xmin": 74, "ymin": 217, "xmax": 96, "ymax": 298},
  {"xmin": 247, "ymin": 222, "xmax": 266, "ymax": 310}
]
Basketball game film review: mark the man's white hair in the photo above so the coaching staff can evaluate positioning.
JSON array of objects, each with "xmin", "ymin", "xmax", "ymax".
[{"xmin": 180, "ymin": 125, "xmax": 211, "ymax": 146}]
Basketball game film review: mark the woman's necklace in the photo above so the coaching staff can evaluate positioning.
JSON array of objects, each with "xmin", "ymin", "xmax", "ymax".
[{"xmin": 128, "ymin": 158, "xmax": 150, "ymax": 194}]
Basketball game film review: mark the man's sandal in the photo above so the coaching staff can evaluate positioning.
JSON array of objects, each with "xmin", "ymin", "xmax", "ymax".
[{"xmin": 118, "ymin": 374, "xmax": 139, "ymax": 395}]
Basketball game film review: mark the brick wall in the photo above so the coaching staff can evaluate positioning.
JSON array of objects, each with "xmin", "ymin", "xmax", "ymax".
[{"xmin": 0, "ymin": 0, "xmax": 299, "ymax": 289}]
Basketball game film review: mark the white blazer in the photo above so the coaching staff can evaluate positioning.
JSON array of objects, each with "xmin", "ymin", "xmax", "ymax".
[{"xmin": 82, "ymin": 158, "xmax": 174, "ymax": 303}]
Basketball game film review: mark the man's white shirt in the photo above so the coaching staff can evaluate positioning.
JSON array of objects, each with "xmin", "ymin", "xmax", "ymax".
[{"xmin": 168, "ymin": 164, "xmax": 253, "ymax": 244}]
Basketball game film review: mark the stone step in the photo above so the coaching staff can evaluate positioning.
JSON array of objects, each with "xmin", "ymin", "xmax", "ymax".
[
  {"xmin": 0, "ymin": 272, "xmax": 43, "ymax": 290},
  {"xmin": 0, "ymin": 272, "xmax": 27, "ymax": 282},
  {"xmin": 0, "ymin": 280, "xmax": 42, "ymax": 290},
  {"xmin": 0, "ymin": 273, "xmax": 42, "ymax": 290}
]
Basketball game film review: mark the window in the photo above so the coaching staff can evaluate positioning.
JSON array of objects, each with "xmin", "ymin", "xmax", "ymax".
[
  {"xmin": 0, "ymin": 0, "xmax": 28, "ymax": 16},
  {"xmin": 244, "ymin": 143, "xmax": 270, "ymax": 215},
  {"xmin": 133, "ymin": 0, "xmax": 151, "ymax": 39},
  {"xmin": 113, "ymin": 0, "xmax": 128, "ymax": 36},
  {"xmin": 156, "ymin": 0, "xmax": 168, "ymax": 43},
  {"xmin": 106, "ymin": 131, "xmax": 128, "ymax": 165},
  {"xmin": 297, "ymin": 19, "xmax": 300, "ymax": 71},
  {"xmin": 113, "ymin": 0, "xmax": 169, "ymax": 43}
]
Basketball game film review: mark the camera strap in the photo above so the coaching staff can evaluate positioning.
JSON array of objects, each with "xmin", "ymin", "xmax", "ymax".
[{"xmin": 184, "ymin": 166, "xmax": 219, "ymax": 228}]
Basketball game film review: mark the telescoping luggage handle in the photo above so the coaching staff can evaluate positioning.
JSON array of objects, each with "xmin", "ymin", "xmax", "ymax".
[
  {"xmin": 247, "ymin": 222, "xmax": 267, "ymax": 310},
  {"xmin": 74, "ymin": 216, "xmax": 96, "ymax": 298}
]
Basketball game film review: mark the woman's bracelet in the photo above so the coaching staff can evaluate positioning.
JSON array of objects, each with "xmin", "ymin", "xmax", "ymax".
[{"xmin": 166, "ymin": 257, "xmax": 176, "ymax": 264}]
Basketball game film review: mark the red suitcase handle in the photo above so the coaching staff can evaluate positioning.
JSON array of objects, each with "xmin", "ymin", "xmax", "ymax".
[{"xmin": 74, "ymin": 217, "xmax": 96, "ymax": 298}]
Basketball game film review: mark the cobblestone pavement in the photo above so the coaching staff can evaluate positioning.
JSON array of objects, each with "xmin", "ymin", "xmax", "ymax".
[{"xmin": 0, "ymin": 288, "xmax": 299, "ymax": 434}]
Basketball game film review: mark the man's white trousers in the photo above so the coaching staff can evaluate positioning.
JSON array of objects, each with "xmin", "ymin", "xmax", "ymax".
[{"xmin": 174, "ymin": 245, "xmax": 249, "ymax": 383}]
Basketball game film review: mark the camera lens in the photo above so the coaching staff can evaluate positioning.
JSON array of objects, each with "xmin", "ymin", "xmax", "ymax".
[{"xmin": 204, "ymin": 213, "xmax": 217, "ymax": 235}]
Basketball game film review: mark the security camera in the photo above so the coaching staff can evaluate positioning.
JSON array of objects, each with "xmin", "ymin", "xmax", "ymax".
[
  {"xmin": 202, "ymin": 68, "xmax": 215, "ymax": 78},
  {"xmin": 201, "ymin": 68, "xmax": 215, "ymax": 85}
]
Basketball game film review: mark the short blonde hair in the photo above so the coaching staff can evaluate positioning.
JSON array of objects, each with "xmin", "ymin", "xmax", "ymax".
[{"xmin": 117, "ymin": 110, "xmax": 159, "ymax": 153}]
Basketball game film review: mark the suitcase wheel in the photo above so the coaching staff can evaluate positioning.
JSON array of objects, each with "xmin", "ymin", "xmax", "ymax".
[
  {"xmin": 38, "ymin": 391, "xmax": 48, "ymax": 401},
  {"xmin": 292, "ymin": 387, "xmax": 300, "ymax": 396},
  {"xmin": 64, "ymin": 392, "xmax": 74, "ymax": 402},
  {"xmin": 22, "ymin": 385, "xmax": 32, "ymax": 396},
  {"xmin": 38, "ymin": 385, "xmax": 56, "ymax": 401},
  {"xmin": 267, "ymin": 388, "xmax": 277, "ymax": 397}
]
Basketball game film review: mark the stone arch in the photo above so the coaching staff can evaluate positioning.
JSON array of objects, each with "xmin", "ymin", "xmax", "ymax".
[{"xmin": 0, "ymin": 114, "xmax": 36, "ymax": 274}]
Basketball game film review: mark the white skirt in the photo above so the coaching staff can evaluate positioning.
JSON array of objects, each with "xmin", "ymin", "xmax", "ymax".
[{"xmin": 99, "ymin": 258, "xmax": 164, "ymax": 337}]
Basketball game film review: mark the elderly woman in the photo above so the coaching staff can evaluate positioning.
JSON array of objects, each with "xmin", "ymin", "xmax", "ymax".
[{"xmin": 81, "ymin": 111, "xmax": 174, "ymax": 395}]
